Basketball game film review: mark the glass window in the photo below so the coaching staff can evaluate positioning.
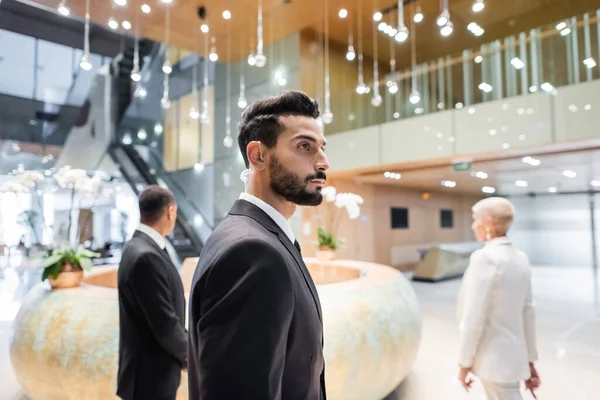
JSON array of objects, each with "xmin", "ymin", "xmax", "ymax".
[
  {"xmin": 0, "ymin": 29, "xmax": 35, "ymax": 99},
  {"xmin": 36, "ymin": 40, "xmax": 74, "ymax": 105}
]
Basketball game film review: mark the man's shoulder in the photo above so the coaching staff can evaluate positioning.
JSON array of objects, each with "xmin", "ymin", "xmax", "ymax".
[{"xmin": 209, "ymin": 214, "xmax": 276, "ymax": 245}]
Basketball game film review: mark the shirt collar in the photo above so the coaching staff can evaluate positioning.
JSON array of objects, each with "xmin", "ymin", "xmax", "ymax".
[
  {"xmin": 485, "ymin": 236, "xmax": 512, "ymax": 247},
  {"xmin": 239, "ymin": 192, "xmax": 295, "ymax": 244},
  {"xmin": 137, "ymin": 224, "xmax": 166, "ymax": 249}
]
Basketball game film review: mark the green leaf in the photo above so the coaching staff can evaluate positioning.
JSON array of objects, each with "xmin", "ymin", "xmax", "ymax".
[
  {"xmin": 79, "ymin": 258, "xmax": 93, "ymax": 271},
  {"xmin": 77, "ymin": 248, "xmax": 101, "ymax": 258},
  {"xmin": 42, "ymin": 254, "xmax": 64, "ymax": 269}
]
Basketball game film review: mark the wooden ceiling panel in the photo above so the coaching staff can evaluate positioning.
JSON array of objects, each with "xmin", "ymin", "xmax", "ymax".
[{"xmin": 24, "ymin": 0, "xmax": 600, "ymax": 65}]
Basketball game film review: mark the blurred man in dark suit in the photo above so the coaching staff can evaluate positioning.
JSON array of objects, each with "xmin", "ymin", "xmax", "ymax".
[
  {"xmin": 188, "ymin": 91, "xmax": 330, "ymax": 400},
  {"xmin": 117, "ymin": 185, "xmax": 187, "ymax": 400}
]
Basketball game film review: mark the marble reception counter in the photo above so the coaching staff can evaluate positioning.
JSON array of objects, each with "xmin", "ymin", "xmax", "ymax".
[{"xmin": 10, "ymin": 258, "xmax": 421, "ymax": 400}]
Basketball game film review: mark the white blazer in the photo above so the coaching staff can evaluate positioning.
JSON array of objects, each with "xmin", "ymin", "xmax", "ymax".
[{"xmin": 457, "ymin": 237, "xmax": 538, "ymax": 383}]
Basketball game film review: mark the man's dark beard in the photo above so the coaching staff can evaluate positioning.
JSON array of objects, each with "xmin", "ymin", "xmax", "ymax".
[{"xmin": 269, "ymin": 154, "xmax": 326, "ymax": 206}]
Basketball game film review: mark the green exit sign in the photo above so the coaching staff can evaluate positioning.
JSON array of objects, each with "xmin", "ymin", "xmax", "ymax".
[{"xmin": 453, "ymin": 161, "xmax": 472, "ymax": 171}]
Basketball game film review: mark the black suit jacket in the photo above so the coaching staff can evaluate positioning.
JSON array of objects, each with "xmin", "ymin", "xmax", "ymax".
[
  {"xmin": 117, "ymin": 231, "xmax": 188, "ymax": 400},
  {"xmin": 188, "ymin": 200, "xmax": 327, "ymax": 400}
]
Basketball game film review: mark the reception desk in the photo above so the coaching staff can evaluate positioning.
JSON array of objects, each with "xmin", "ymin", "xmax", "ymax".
[{"xmin": 10, "ymin": 258, "xmax": 421, "ymax": 400}]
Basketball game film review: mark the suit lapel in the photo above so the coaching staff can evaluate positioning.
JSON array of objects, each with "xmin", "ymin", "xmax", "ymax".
[
  {"xmin": 229, "ymin": 200, "xmax": 323, "ymax": 322},
  {"xmin": 276, "ymin": 232, "xmax": 322, "ymax": 321}
]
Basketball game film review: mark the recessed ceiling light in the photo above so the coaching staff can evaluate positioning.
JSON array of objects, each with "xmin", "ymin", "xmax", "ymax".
[
  {"xmin": 441, "ymin": 180, "xmax": 457, "ymax": 188},
  {"xmin": 384, "ymin": 171, "xmax": 391, "ymax": 178},
  {"xmin": 591, "ymin": 180, "xmax": 600, "ymax": 187},
  {"xmin": 482, "ymin": 186, "xmax": 496, "ymax": 194},
  {"xmin": 122, "ymin": 20, "xmax": 132, "ymax": 30},
  {"xmin": 141, "ymin": 4, "xmax": 151, "ymax": 13},
  {"xmin": 563, "ymin": 170, "xmax": 577, "ymax": 178},
  {"xmin": 489, "ymin": 129, "xmax": 497, "ymax": 136},
  {"xmin": 568, "ymin": 104, "xmax": 578, "ymax": 112},
  {"xmin": 114, "ymin": 0, "xmax": 127, "ymax": 6},
  {"xmin": 474, "ymin": 171, "xmax": 488, "ymax": 179},
  {"xmin": 548, "ymin": 186, "xmax": 558, "ymax": 193},
  {"xmin": 584, "ymin": 57, "xmax": 597, "ymax": 69},
  {"xmin": 338, "ymin": 9, "xmax": 348, "ymax": 19},
  {"xmin": 584, "ymin": 104, "xmax": 592, "ymax": 111},
  {"xmin": 468, "ymin": 108, "xmax": 476, "ymax": 114},
  {"xmin": 455, "ymin": 102, "xmax": 464, "ymax": 109},
  {"xmin": 560, "ymin": 28, "xmax": 571, "ymax": 36},
  {"xmin": 373, "ymin": 12, "xmax": 383, "ymax": 21},
  {"xmin": 474, "ymin": 55, "xmax": 483, "ymax": 64},
  {"xmin": 222, "ymin": 10, "xmax": 231, "ymax": 20},
  {"xmin": 556, "ymin": 22, "xmax": 567, "ymax": 31},
  {"xmin": 201, "ymin": 24, "xmax": 209, "ymax": 33},
  {"xmin": 511, "ymin": 57, "xmax": 525, "ymax": 69},
  {"xmin": 502, "ymin": 143, "xmax": 510, "ymax": 150},
  {"xmin": 515, "ymin": 180, "xmax": 528, "ymax": 187}
]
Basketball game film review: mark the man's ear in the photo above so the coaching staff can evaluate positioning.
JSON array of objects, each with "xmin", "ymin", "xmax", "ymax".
[{"xmin": 246, "ymin": 141, "xmax": 267, "ymax": 171}]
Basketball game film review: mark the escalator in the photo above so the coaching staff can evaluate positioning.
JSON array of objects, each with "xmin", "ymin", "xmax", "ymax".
[{"xmin": 109, "ymin": 144, "xmax": 204, "ymax": 261}]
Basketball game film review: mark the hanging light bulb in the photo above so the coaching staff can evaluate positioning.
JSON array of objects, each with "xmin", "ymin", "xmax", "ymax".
[
  {"xmin": 395, "ymin": 26, "xmax": 409, "ymax": 42},
  {"xmin": 388, "ymin": 81, "xmax": 399, "ymax": 94},
  {"xmin": 223, "ymin": 135, "xmax": 234, "ymax": 148},
  {"xmin": 162, "ymin": 60, "xmax": 172, "ymax": 74},
  {"xmin": 200, "ymin": 108, "xmax": 210, "ymax": 124},
  {"xmin": 238, "ymin": 95, "xmax": 248, "ymax": 109},
  {"xmin": 472, "ymin": 0, "xmax": 485, "ymax": 12},
  {"xmin": 440, "ymin": 21, "xmax": 454, "ymax": 37},
  {"xmin": 322, "ymin": 0, "xmax": 334, "ymax": 123},
  {"xmin": 395, "ymin": 1, "xmax": 409, "ymax": 42},
  {"xmin": 276, "ymin": 68, "xmax": 287, "ymax": 86},
  {"xmin": 80, "ymin": 53, "xmax": 92, "ymax": 71},
  {"xmin": 437, "ymin": 10, "xmax": 450, "ymax": 27},
  {"xmin": 161, "ymin": 96, "xmax": 171, "ymax": 110},
  {"xmin": 409, "ymin": 90, "xmax": 421, "ymax": 104},
  {"xmin": 108, "ymin": 18, "xmax": 119, "ymax": 30},
  {"xmin": 248, "ymin": 52, "xmax": 256, "ymax": 66},
  {"xmin": 58, "ymin": 1, "xmax": 70, "ymax": 16},
  {"xmin": 200, "ymin": 24, "xmax": 209, "ymax": 33},
  {"xmin": 255, "ymin": 1, "xmax": 267, "ymax": 68},
  {"xmin": 189, "ymin": 107, "xmax": 200, "ymax": 119},
  {"xmin": 356, "ymin": 83, "xmax": 367, "ymax": 94},
  {"xmin": 346, "ymin": 45, "xmax": 356, "ymax": 61},
  {"xmin": 414, "ymin": 5, "xmax": 424, "ymax": 23},
  {"xmin": 114, "ymin": 0, "xmax": 127, "ymax": 6},
  {"xmin": 80, "ymin": 0, "xmax": 92, "ymax": 71},
  {"xmin": 322, "ymin": 110, "xmax": 334, "ymax": 124},
  {"xmin": 131, "ymin": 68, "xmax": 141, "ymax": 82},
  {"xmin": 209, "ymin": 37, "xmax": 219, "ymax": 62}
]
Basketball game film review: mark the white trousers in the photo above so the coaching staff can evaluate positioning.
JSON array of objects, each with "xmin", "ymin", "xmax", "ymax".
[{"xmin": 481, "ymin": 381, "xmax": 522, "ymax": 400}]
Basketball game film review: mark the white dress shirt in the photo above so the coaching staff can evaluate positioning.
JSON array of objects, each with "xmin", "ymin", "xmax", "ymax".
[
  {"xmin": 239, "ymin": 193, "xmax": 296, "ymax": 244},
  {"xmin": 457, "ymin": 237, "xmax": 538, "ymax": 383},
  {"xmin": 136, "ymin": 224, "xmax": 166, "ymax": 250}
]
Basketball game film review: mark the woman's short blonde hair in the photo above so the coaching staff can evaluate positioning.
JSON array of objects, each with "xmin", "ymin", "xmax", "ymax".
[{"xmin": 472, "ymin": 197, "xmax": 516, "ymax": 235}]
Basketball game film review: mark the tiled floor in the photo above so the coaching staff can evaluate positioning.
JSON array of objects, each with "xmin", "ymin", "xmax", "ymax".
[{"xmin": 1, "ymin": 265, "xmax": 599, "ymax": 400}]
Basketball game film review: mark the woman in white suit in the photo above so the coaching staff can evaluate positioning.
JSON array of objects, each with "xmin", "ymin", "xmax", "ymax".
[{"xmin": 457, "ymin": 197, "xmax": 540, "ymax": 400}]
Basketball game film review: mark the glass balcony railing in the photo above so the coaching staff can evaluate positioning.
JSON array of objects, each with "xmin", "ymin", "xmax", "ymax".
[{"xmin": 326, "ymin": 8, "xmax": 600, "ymax": 135}]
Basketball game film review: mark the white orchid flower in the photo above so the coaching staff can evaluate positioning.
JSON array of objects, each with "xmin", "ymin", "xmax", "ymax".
[{"xmin": 321, "ymin": 186, "xmax": 337, "ymax": 203}]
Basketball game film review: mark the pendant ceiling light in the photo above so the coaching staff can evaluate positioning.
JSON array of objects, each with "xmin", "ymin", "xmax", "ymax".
[
  {"xmin": 413, "ymin": 0, "xmax": 423, "ymax": 23},
  {"xmin": 80, "ymin": 0, "xmax": 92, "ymax": 71},
  {"xmin": 238, "ymin": 32, "xmax": 248, "ymax": 108},
  {"xmin": 395, "ymin": 0, "xmax": 409, "ymax": 43},
  {"xmin": 162, "ymin": 6, "xmax": 172, "ymax": 74},
  {"xmin": 224, "ymin": 19, "xmax": 233, "ymax": 148},
  {"xmin": 58, "ymin": 0, "xmax": 70, "ymax": 16},
  {"xmin": 209, "ymin": 37, "xmax": 219, "ymax": 62},
  {"xmin": 131, "ymin": 6, "xmax": 141, "ymax": 82},
  {"xmin": 438, "ymin": 0, "xmax": 453, "ymax": 37},
  {"xmin": 356, "ymin": 0, "xmax": 368, "ymax": 95},
  {"xmin": 472, "ymin": 0, "xmax": 485, "ymax": 13},
  {"xmin": 200, "ymin": 28, "xmax": 211, "ymax": 124},
  {"xmin": 345, "ymin": 10, "xmax": 356, "ymax": 61},
  {"xmin": 248, "ymin": 35, "xmax": 256, "ymax": 66},
  {"xmin": 409, "ymin": 16, "xmax": 421, "ymax": 105},
  {"xmin": 255, "ymin": 0, "xmax": 267, "ymax": 68},
  {"xmin": 387, "ymin": 16, "xmax": 398, "ymax": 94},
  {"xmin": 322, "ymin": 0, "xmax": 334, "ymax": 124},
  {"xmin": 371, "ymin": 0, "xmax": 382, "ymax": 107}
]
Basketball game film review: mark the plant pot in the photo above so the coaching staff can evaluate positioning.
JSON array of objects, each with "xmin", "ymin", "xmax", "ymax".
[
  {"xmin": 48, "ymin": 270, "xmax": 84, "ymax": 289},
  {"xmin": 316, "ymin": 248, "xmax": 336, "ymax": 261}
]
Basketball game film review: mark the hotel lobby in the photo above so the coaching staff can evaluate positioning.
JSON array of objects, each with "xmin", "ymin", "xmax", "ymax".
[{"xmin": 1, "ymin": 0, "xmax": 600, "ymax": 399}]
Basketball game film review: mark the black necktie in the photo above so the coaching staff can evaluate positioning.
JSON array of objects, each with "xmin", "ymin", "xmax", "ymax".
[{"xmin": 294, "ymin": 240, "xmax": 302, "ymax": 254}]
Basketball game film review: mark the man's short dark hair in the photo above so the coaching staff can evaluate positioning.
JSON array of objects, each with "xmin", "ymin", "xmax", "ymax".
[
  {"xmin": 237, "ymin": 91, "xmax": 320, "ymax": 168},
  {"xmin": 139, "ymin": 185, "xmax": 175, "ymax": 225}
]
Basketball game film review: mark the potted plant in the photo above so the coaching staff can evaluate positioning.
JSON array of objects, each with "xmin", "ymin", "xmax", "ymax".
[
  {"xmin": 40, "ymin": 245, "xmax": 100, "ymax": 289},
  {"xmin": 315, "ymin": 186, "xmax": 364, "ymax": 260}
]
